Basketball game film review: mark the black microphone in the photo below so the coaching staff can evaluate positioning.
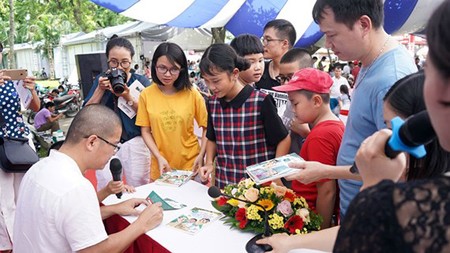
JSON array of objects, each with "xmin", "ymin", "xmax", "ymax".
[
  {"xmin": 208, "ymin": 186, "xmax": 272, "ymax": 253},
  {"xmin": 350, "ymin": 110, "xmax": 435, "ymax": 174},
  {"xmin": 110, "ymin": 158, "xmax": 123, "ymax": 199}
]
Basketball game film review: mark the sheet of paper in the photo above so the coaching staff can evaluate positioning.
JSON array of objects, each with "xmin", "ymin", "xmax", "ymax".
[
  {"xmin": 117, "ymin": 79, "xmax": 146, "ymax": 119},
  {"xmin": 13, "ymin": 80, "xmax": 33, "ymax": 108}
]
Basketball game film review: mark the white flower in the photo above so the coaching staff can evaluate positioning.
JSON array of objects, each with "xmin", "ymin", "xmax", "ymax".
[{"xmin": 297, "ymin": 208, "xmax": 310, "ymax": 223}]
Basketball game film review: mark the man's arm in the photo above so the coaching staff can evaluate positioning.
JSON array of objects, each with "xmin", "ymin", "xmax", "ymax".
[
  {"xmin": 79, "ymin": 202, "xmax": 163, "ymax": 253},
  {"xmin": 48, "ymin": 113, "xmax": 63, "ymax": 122},
  {"xmin": 286, "ymin": 162, "xmax": 361, "ymax": 184}
]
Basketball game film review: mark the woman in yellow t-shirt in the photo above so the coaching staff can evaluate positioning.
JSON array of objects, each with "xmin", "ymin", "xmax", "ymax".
[{"xmin": 136, "ymin": 42, "xmax": 208, "ymax": 181}]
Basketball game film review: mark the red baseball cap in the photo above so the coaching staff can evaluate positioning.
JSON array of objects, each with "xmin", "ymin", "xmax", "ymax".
[{"xmin": 273, "ymin": 68, "xmax": 333, "ymax": 93}]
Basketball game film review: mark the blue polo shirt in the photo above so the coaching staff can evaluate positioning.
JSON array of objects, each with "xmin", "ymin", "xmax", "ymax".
[
  {"xmin": 338, "ymin": 46, "xmax": 417, "ymax": 218},
  {"xmin": 84, "ymin": 73, "xmax": 150, "ymax": 142}
]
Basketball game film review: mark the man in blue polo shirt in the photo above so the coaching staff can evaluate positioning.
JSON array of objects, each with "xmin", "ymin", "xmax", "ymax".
[{"xmin": 282, "ymin": 0, "xmax": 416, "ymax": 219}]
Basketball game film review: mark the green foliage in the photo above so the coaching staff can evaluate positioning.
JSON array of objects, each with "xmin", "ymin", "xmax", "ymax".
[{"xmin": 0, "ymin": 0, "xmax": 132, "ymax": 46}]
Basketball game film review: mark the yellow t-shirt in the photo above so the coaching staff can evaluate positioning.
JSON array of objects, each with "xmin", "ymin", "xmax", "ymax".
[{"xmin": 136, "ymin": 84, "xmax": 207, "ymax": 180}]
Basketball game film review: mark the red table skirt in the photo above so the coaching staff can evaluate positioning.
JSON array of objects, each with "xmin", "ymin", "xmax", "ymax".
[{"xmin": 103, "ymin": 214, "xmax": 170, "ymax": 253}]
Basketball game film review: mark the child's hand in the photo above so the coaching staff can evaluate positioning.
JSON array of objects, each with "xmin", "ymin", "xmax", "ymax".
[
  {"xmin": 106, "ymin": 180, "xmax": 125, "ymax": 194},
  {"xmin": 157, "ymin": 156, "xmax": 172, "ymax": 175},
  {"xmin": 124, "ymin": 184, "xmax": 136, "ymax": 193},
  {"xmin": 199, "ymin": 163, "xmax": 213, "ymax": 183},
  {"xmin": 192, "ymin": 154, "xmax": 205, "ymax": 175}
]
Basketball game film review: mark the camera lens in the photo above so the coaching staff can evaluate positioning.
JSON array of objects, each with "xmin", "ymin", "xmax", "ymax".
[
  {"xmin": 107, "ymin": 68, "xmax": 127, "ymax": 94},
  {"xmin": 112, "ymin": 83, "xmax": 125, "ymax": 94}
]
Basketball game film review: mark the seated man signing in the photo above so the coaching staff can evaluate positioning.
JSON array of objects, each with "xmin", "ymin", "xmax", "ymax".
[
  {"xmin": 34, "ymin": 101, "xmax": 63, "ymax": 133},
  {"xmin": 13, "ymin": 104, "xmax": 163, "ymax": 253}
]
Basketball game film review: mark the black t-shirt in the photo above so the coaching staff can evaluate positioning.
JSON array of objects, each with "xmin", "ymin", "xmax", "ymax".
[{"xmin": 255, "ymin": 61, "xmax": 280, "ymax": 91}]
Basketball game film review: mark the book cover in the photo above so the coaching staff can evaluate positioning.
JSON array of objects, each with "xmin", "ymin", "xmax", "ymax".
[
  {"xmin": 166, "ymin": 207, "xmax": 222, "ymax": 235},
  {"xmin": 146, "ymin": 191, "xmax": 186, "ymax": 211},
  {"xmin": 245, "ymin": 153, "xmax": 304, "ymax": 185},
  {"xmin": 155, "ymin": 169, "xmax": 193, "ymax": 187}
]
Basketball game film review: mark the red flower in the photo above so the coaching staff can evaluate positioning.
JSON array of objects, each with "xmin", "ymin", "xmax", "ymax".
[
  {"xmin": 235, "ymin": 208, "xmax": 248, "ymax": 229},
  {"xmin": 284, "ymin": 191, "xmax": 296, "ymax": 202},
  {"xmin": 235, "ymin": 208, "xmax": 246, "ymax": 221},
  {"xmin": 217, "ymin": 196, "xmax": 228, "ymax": 206},
  {"xmin": 284, "ymin": 215, "xmax": 304, "ymax": 234}
]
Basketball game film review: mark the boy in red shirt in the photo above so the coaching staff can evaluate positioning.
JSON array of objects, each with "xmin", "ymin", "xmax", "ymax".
[{"xmin": 274, "ymin": 68, "xmax": 344, "ymax": 228}]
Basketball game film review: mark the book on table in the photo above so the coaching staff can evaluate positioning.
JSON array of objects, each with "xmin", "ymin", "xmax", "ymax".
[
  {"xmin": 155, "ymin": 169, "xmax": 193, "ymax": 187},
  {"xmin": 166, "ymin": 207, "xmax": 222, "ymax": 235},
  {"xmin": 245, "ymin": 153, "xmax": 305, "ymax": 185},
  {"xmin": 146, "ymin": 191, "xmax": 187, "ymax": 211}
]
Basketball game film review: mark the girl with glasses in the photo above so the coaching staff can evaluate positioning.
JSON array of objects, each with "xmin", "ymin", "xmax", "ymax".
[{"xmin": 136, "ymin": 42, "xmax": 208, "ymax": 182}]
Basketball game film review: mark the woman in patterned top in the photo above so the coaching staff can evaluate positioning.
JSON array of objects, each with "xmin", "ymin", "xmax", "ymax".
[{"xmin": 0, "ymin": 62, "xmax": 40, "ymax": 252}]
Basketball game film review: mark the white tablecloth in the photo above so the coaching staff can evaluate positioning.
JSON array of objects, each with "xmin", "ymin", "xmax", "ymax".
[{"xmin": 103, "ymin": 181, "xmax": 329, "ymax": 253}]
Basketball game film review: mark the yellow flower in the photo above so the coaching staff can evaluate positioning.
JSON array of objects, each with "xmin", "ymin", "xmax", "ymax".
[
  {"xmin": 260, "ymin": 187, "xmax": 275, "ymax": 195},
  {"xmin": 257, "ymin": 199, "xmax": 274, "ymax": 211},
  {"xmin": 268, "ymin": 213, "xmax": 284, "ymax": 230},
  {"xmin": 247, "ymin": 205, "xmax": 263, "ymax": 221},
  {"xmin": 227, "ymin": 198, "xmax": 239, "ymax": 207},
  {"xmin": 295, "ymin": 227, "xmax": 309, "ymax": 235},
  {"xmin": 294, "ymin": 197, "xmax": 309, "ymax": 208}
]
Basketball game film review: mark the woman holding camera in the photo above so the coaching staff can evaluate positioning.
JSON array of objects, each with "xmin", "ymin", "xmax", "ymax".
[
  {"xmin": 84, "ymin": 35, "xmax": 151, "ymax": 189},
  {"xmin": 136, "ymin": 42, "xmax": 208, "ymax": 181}
]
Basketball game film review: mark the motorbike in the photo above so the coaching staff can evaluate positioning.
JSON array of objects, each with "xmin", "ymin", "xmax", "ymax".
[{"xmin": 27, "ymin": 85, "xmax": 82, "ymax": 124}]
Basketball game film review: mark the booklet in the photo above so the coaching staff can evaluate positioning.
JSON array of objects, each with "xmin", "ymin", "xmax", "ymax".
[
  {"xmin": 245, "ymin": 153, "xmax": 305, "ymax": 185},
  {"xmin": 166, "ymin": 207, "xmax": 222, "ymax": 235},
  {"xmin": 155, "ymin": 169, "xmax": 193, "ymax": 187},
  {"xmin": 13, "ymin": 80, "xmax": 33, "ymax": 108},
  {"xmin": 117, "ymin": 79, "xmax": 145, "ymax": 119},
  {"xmin": 146, "ymin": 191, "xmax": 186, "ymax": 211}
]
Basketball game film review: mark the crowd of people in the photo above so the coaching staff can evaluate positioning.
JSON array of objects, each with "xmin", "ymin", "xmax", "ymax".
[{"xmin": 1, "ymin": 0, "xmax": 449, "ymax": 251}]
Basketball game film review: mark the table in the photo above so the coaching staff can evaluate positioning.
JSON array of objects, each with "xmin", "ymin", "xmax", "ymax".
[
  {"xmin": 103, "ymin": 181, "xmax": 329, "ymax": 253},
  {"xmin": 103, "ymin": 180, "xmax": 256, "ymax": 253}
]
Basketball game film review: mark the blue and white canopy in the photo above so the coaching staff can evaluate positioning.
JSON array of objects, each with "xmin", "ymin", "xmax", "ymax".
[{"xmin": 90, "ymin": 0, "xmax": 442, "ymax": 47}]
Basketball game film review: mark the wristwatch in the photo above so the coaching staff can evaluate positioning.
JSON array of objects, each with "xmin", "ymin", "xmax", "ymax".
[{"xmin": 127, "ymin": 99, "xmax": 134, "ymax": 106}]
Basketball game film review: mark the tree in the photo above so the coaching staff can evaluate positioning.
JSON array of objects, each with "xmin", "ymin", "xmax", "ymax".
[
  {"xmin": 8, "ymin": 0, "xmax": 16, "ymax": 69},
  {"xmin": 0, "ymin": 0, "xmax": 131, "ymax": 77}
]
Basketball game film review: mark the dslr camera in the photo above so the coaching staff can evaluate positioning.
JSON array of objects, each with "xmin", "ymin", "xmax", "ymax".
[{"xmin": 104, "ymin": 68, "xmax": 127, "ymax": 94}]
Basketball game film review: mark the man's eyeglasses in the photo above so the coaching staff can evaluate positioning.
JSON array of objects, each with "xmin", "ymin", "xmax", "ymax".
[
  {"xmin": 261, "ymin": 37, "xmax": 284, "ymax": 46},
  {"xmin": 276, "ymin": 75, "xmax": 293, "ymax": 84},
  {"xmin": 85, "ymin": 135, "xmax": 121, "ymax": 153},
  {"xmin": 156, "ymin": 66, "xmax": 181, "ymax": 76},
  {"xmin": 108, "ymin": 59, "xmax": 131, "ymax": 69}
]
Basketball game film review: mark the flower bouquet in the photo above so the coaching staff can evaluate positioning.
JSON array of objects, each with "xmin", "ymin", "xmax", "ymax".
[{"xmin": 211, "ymin": 178, "xmax": 322, "ymax": 235}]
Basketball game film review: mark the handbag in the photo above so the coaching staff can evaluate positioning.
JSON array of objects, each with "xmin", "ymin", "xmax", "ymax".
[{"xmin": 0, "ymin": 110, "xmax": 39, "ymax": 173}]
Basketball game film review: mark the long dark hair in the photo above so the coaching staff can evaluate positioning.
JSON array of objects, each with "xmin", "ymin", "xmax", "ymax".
[
  {"xmin": 340, "ymin": 84, "xmax": 350, "ymax": 101},
  {"xmin": 151, "ymin": 42, "xmax": 191, "ymax": 91},
  {"xmin": 199, "ymin": 43, "xmax": 250, "ymax": 76},
  {"xmin": 384, "ymin": 71, "xmax": 450, "ymax": 179}
]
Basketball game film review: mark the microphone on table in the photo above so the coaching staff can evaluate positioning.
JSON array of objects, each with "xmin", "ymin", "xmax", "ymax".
[
  {"xmin": 350, "ymin": 110, "xmax": 436, "ymax": 174},
  {"xmin": 208, "ymin": 186, "xmax": 273, "ymax": 253},
  {"xmin": 110, "ymin": 158, "xmax": 123, "ymax": 199}
]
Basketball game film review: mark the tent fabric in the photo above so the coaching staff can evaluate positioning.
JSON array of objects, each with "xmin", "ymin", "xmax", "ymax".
[
  {"xmin": 90, "ymin": 0, "xmax": 443, "ymax": 48},
  {"xmin": 61, "ymin": 21, "xmax": 211, "ymax": 46}
]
